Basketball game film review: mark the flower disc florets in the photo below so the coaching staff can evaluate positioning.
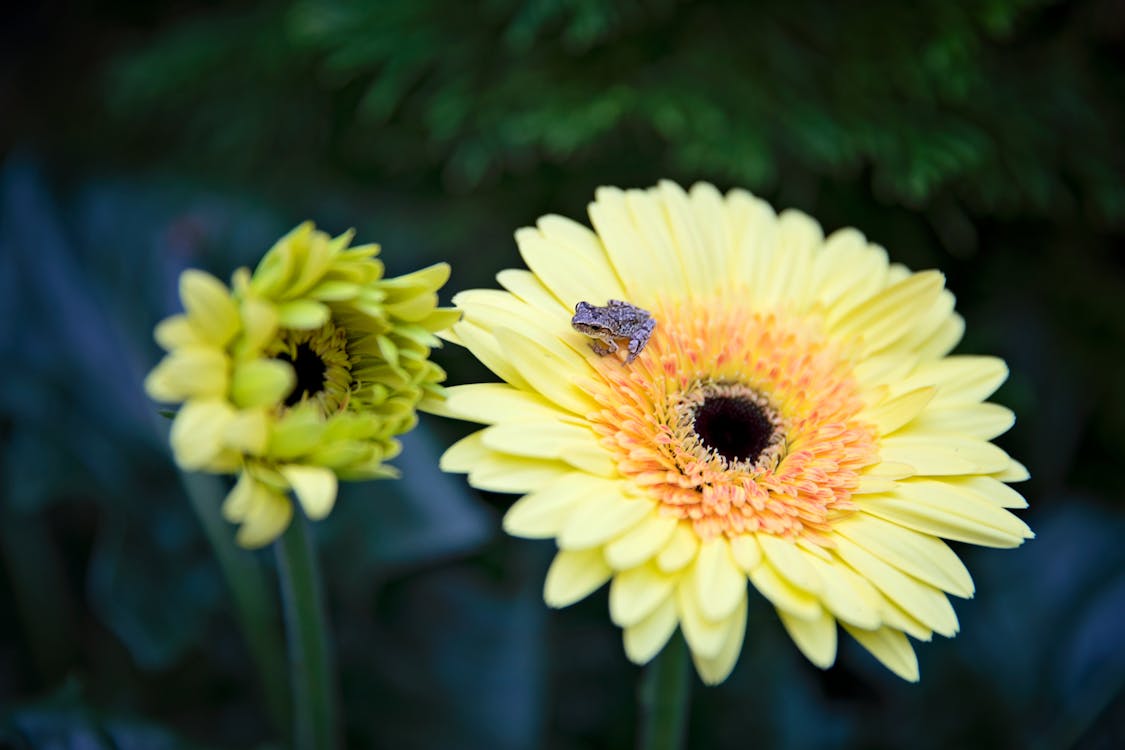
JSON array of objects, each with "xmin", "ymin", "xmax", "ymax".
[{"xmin": 146, "ymin": 222, "xmax": 458, "ymax": 547}]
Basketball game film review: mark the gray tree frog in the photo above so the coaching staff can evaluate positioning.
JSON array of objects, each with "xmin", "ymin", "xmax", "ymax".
[{"xmin": 571, "ymin": 300, "xmax": 656, "ymax": 363}]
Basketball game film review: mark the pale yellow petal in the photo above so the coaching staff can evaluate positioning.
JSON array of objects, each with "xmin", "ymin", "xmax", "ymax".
[
  {"xmin": 502, "ymin": 473, "xmax": 606, "ymax": 539},
  {"xmin": 897, "ymin": 356, "xmax": 1008, "ymax": 406},
  {"xmin": 993, "ymin": 458, "xmax": 1030, "ymax": 482},
  {"xmin": 170, "ymin": 399, "xmax": 237, "ymax": 469},
  {"xmin": 778, "ymin": 607, "xmax": 837, "ymax": 669},
  {"xmin": 222, "ymin": 471, "xmax": 259, "ymax": 522},
  {"xmin": 235, "ymin": 488, "xmax": 293, "ymax": 549},
  {"xmin": 604, "ymin": 513, "xmax": 679, "ymax": 570},
  {"xmin": 656, "ymin": 180, "xmax": 719, "ymax": 301},
  {"xmin": 829, "ymin": 271, "xmax": 946, "ymax": 354},
  {"xmin": 276, "ymin": 299, "xmax": 330, "ymax": 330},
  {"xmin": 449, "ymin": 320, "xmax": 533, "ymax": 391},
  {"xmin": 496, "ymin": 269, "xmax": 569, "ymax": 315},
  {"xmin": 757, "ymin": 534, "xmax": 822, "ymax": 594},
  {"xmin": 909, "ymin": 403, "xmax": 1015, "ymax": 440},
  {"xmin": 280, "ymin": 465, "xmax": 338, "ymax": 520},
  {"xmin": 728, "ymin": 534, "xmax": 762, "ymax": 572},
  {"xmin": 180, "ymin": 269, "xmax": 240, "ymax": 347},
  {"xmin": 945, "ymin": 475, "xmax": 1028, "ymax": 509},
  {"xmin": 759, "ymin": 209, "xmax": 822, "ymax": 312},
  {"xmin": 623, "ymin": 597, "xmax": 678, "ymax": 665},
  {"xmin": 236, "ymin": 298, "xmax": 279, "ymax": 356},
  {"xmin": 145, "ymin": 347, "xmax": 229, "ymax": 402},
  {"xmin": 879, "ymin": 434, "xmax": 1012, "ymax": 475},
  {"xmin": 482, "ymin": 421, "xmax": 615, "ymax": 476},
  {"xmin": 154, "ymin": 315, "xmax": 204, "ymax": 350},
  {"xmin": 811, "ymin": 228, "xmax": 889, "ymax": 310},
  {"xmin": 515, "ymin": 227, "xmax": 620, "ymax": 310},
  {"xmin": 832, "ymin": 537, "xmax": 959, "ymax": 636},
  {"xmin": 834, "ymin": 515, "xmax": 974, "ymax": 598},
  {"xmin": 656, "ymin": 523, "xmax": 699, "ymax": 573},
  {"xmin": 534, "ymin": 213, "xmax": 626, "ymax": 302},
  {"xmin": 588, "ymin": 187, "xmax": 680, "ymax": 302},
  {"xmin": 747, "ymin": 562, "xmax": 821, "ymax": 621},
  {"xmin": 692, "ymin": 596, "xmax": 748, "ymax": 685},
  {"xmin": 862, "ymin": 480, "xmax": 1034, "ymax": 547},
  {"xmin": 675, "ymin": 577, "xmax": 728, "ymax": 659},
  {"xmin": 609, "ymin": 562, "xmax": 677, "ymax": 627},
  {"xmin": 558, "ymin": 493, "xmax": 652, "ymax": 550},
  {"xmin": 441, "ymin": 383, "xmax": 572, "ymax": 425},
  {"xmin": 222, "ymin": 408, "xmax": 269, "ymax": 455},
  {"xmin": 493, "ymin": 327, "xmax": 597, "ymax": 415},
  {"xmin": 544, "ymin": 548, "xmax": 612, "ymax": 608},
  {"xmin": 726, "ymin": 189, "xmax": 779, "ymax": 301},
  {"xmin": 866, "ymin": 387, "xmax": 936, "ymax": 435},
  {"xmin": 802, "ymin": 553, "xmax": 883, "ymax": 630},
  {"xmin": 843, "ymin": 625, "xmax": 920, "ymax": 682},
  {"xmin": 693, "ymin": 537, "xmax": 748, "ymax": 622}
]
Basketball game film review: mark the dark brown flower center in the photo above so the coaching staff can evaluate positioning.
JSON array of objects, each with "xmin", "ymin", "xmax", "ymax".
[
  {"xmin": 279, "ymin": 342, "xmax": 327, "ymax": 407},
  {"xmin": 693, "ymin": 394, "xmax": 777, "ymax": 464}
]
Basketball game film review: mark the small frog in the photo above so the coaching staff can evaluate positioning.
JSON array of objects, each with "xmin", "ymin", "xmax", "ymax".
[{"xmin": 571, "ymin": 299, "xmax": 656, "ymax": 363}]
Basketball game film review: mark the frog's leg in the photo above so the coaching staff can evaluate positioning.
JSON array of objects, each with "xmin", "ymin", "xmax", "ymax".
[{"xmin": 590, "ymin": 339, "xmax": 617, "ymax": 356}]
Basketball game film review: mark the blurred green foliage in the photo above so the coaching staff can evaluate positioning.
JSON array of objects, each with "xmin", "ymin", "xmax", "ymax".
[{"xmin": 2, "ymin": 0, "xmax": 1125, "ymax": 748}]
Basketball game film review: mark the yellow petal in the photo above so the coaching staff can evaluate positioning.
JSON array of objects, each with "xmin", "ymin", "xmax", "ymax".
[
  {"xmin": 170, "ymin": 399, "xmax": 237, "ymax": 469},
  {"xmin": 656, "ymin": 523, "xmax": 699, "ymax": 573},
  {"xmin": 544, "ymin": 548, "xmax": 612, "ymax": 608},
  {"xmin": 879, "ymin": 434, "xmax": 1012, "ymax": 475},
  {"xmin": 604, "ymin": 513, "xmax": 679, "ymax": 570},
  {"xmin": 692, "ymin": 596, "xmax": 748, "ymax": 685},
  {"xmin": 862, "ymin": 480, "xmax": 1033, "ymax": 547},
  {"xmin": 609, "ymin": 563, "xmax": 677, "ymax": 627},
  {"xmin": 503, "ymin": 473, "xmax": 605, "ymax": 539},
  {"xmin": 223, "ymin": 409, "xmax": 270, "ymax": 455},
  {"xmin": 843, "ymin": 624, "xmax": 919, "ymax": 682},
  {"xmin": 145, "ymin": 347, "xmax": 229, "ymax": 402},
  {"xmin": 728, "ymin": 534, "xmax": 762, "ymax": 572},
  {"xmin": 693, "ymin": 537, "xmax": 747, "ymax": 622},
  {"xmin": 222, "ymin": 471, "xmax": 260, "ymax": 522},
  {"xmin": 236, "ymin": 298, "xmax": 279, "ymax": 356},
  {"xmin": 230, "ymin": 359, "xmax": 295, "ymax": 409},
  {"xmin": 757, "ymin": 534, "xmax": 822, "ymax": 594},
  {"xmin": 802, "ymin": 554, "xmax": 883, "ymax": 630},
  {"xmin": 154, "ymin": 315, "xmax": 204, "ymax": 350},
  {"xmin": 866, "ymin": 387, "xmax": 936, "ymax": 435},
  {"xmin": 496, "ymin": 269, "xmax": 569, "ymax": 315},
  {"xmin": 623, "ymin": 597, "xmax": 678, "ymax": 665},
  {"xmin": 778, "ymin": 607, "xmax": 837, "ymax": 669},
  {"xmin": 834, "ymin": 515, "xmax": 974, "ymax": 598},
  {"xmin": 449, "ymin": 321, "xmax": 533, "ymax": 392},
  {"xmin": 481, "ymin": 422, "xmax": 615, "ymax": 476},
  {"xmin": 493, "ymin": 327, "xmax": 596, "ymax": 415},
  {"xmin": 656, "ymin": 180, "xmax": 720, "ymax": 302},
  {"xmin": 829, "ymin": 271, "xmax": 945, "ymax": 354},
  {"xmin": 180, "ymin": 269, "xmax": 239, "ymax": 347},
  {"xmin": 909, "ymin": 403, "xmax": 1015, "ymax": 440},
  {"xmin": 235, "ymin": 487, "xmax": 293, "ymax": 549},
  {"xmin": 675, "ymin": 577, "xmax": 729, "ymax": 659},
  {"xmin": 747, "ymin": 562, "xmax": 821, "ymax": 621},
  {"xmin": 515, "ymin": 224, "xmax": 623, "ymax": 310},
  {"xmin": 558, "ymin": 493, "xmax": 652, "ymax": 550},
  {"xmin": 280, "ymin": 465, "xmax": 338, "ymax": 520},
  {"xmin": 588, "ymin": 187, "xmax": 679, "ymax": 303},
  {"xmin": 898, "ymin": 356, "xmax": 1008, "ymax": 406},
  {"xmin": 832, "ymin": 537, "xmax": 959, "ymax": 636},
  {"xmin": 946, "ymin": 475, "xmax": 1028, "ymax": 509}
]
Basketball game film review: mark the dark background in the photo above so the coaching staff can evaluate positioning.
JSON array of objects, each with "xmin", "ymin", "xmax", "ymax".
[{"xmin": 2, "ymin": 0, "xmax": 1124, "ymax": 748}]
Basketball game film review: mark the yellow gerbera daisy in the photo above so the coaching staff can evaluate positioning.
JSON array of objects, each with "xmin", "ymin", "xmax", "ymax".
[
  {"xmin": 146, "ymin": 222, "xmax": 458, "ymax": 547},
  {"xmin": 432, "ymin": 181, "xmax": 1031, "ymax": 684}
]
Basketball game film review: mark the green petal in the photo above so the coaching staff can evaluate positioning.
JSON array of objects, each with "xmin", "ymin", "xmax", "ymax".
[
  {"xmin": 231, "ymin": 359, "xmax": 295, "ymax": 408},
  {"xmin": 277, "ymin": 299, "xmax": 330, "ymax": 329}
]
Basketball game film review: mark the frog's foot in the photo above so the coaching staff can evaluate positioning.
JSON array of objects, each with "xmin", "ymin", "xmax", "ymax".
[{"xmin": 589, "ymin": 340, "xmax": 617, "ymax": 356}]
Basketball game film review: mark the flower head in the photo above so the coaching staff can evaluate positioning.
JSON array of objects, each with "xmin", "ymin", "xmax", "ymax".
[
  {"xmin": 146, "ymin": 222, "xmax": 457, "ymax": 547},
  {"xmin": 432, "ymin": 182, "xmax": 1031, "ymax": 683}
]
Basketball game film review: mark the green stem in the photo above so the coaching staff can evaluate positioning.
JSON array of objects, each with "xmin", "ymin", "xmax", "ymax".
[
  {"xmin": 183, "ymin": 473, "xmax": 289, "ymax": 734},
  {"xmin": 277, "ymin": 513, "xmax": 339, "ymax": 750},
  {"xmin": 638, "ymin": 631, "xmax": 691, "ymax": 750}
]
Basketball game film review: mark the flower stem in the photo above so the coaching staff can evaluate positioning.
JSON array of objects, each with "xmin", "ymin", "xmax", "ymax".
[
  {"xmin": 638, "ymin": 631, "xmax": 691, "ymax": 750},
  {"xmin": 183, "ymin": 473, "xmax": 288, "ymax": 734},
  {"xmin": 277, "ymin": 513, "xmax": 339, "ymax": 750}
]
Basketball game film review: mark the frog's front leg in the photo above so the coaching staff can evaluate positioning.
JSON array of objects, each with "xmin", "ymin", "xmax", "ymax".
[
  {"xmin": 590, "ymin": 338, "xmax": 618, "ymax": 356},
  {"xmin": 626, "ymin": 318, "xmax": 657, "ymax": 362}
]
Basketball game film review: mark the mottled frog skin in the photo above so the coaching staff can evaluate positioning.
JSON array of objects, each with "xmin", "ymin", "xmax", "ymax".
[{"xmin": 571, "ymin": 299, "xmax": 656, "ymax": 363}]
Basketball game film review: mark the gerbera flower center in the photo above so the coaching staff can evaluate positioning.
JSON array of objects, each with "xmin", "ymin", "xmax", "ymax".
[
  {"xmin": 279, "ymin": 342, "xmax": 328, "ymax": 406},
  {"xmin": 692, "ymin": 389, "xmax": 782, "ymax": 466},
  {"xmin": 590, "ymin": 303, "xmax": 878, "ymax": 546},
  {"xmin": 271, "ymin": 321, "xmax": 354, "ymax": 415}
]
